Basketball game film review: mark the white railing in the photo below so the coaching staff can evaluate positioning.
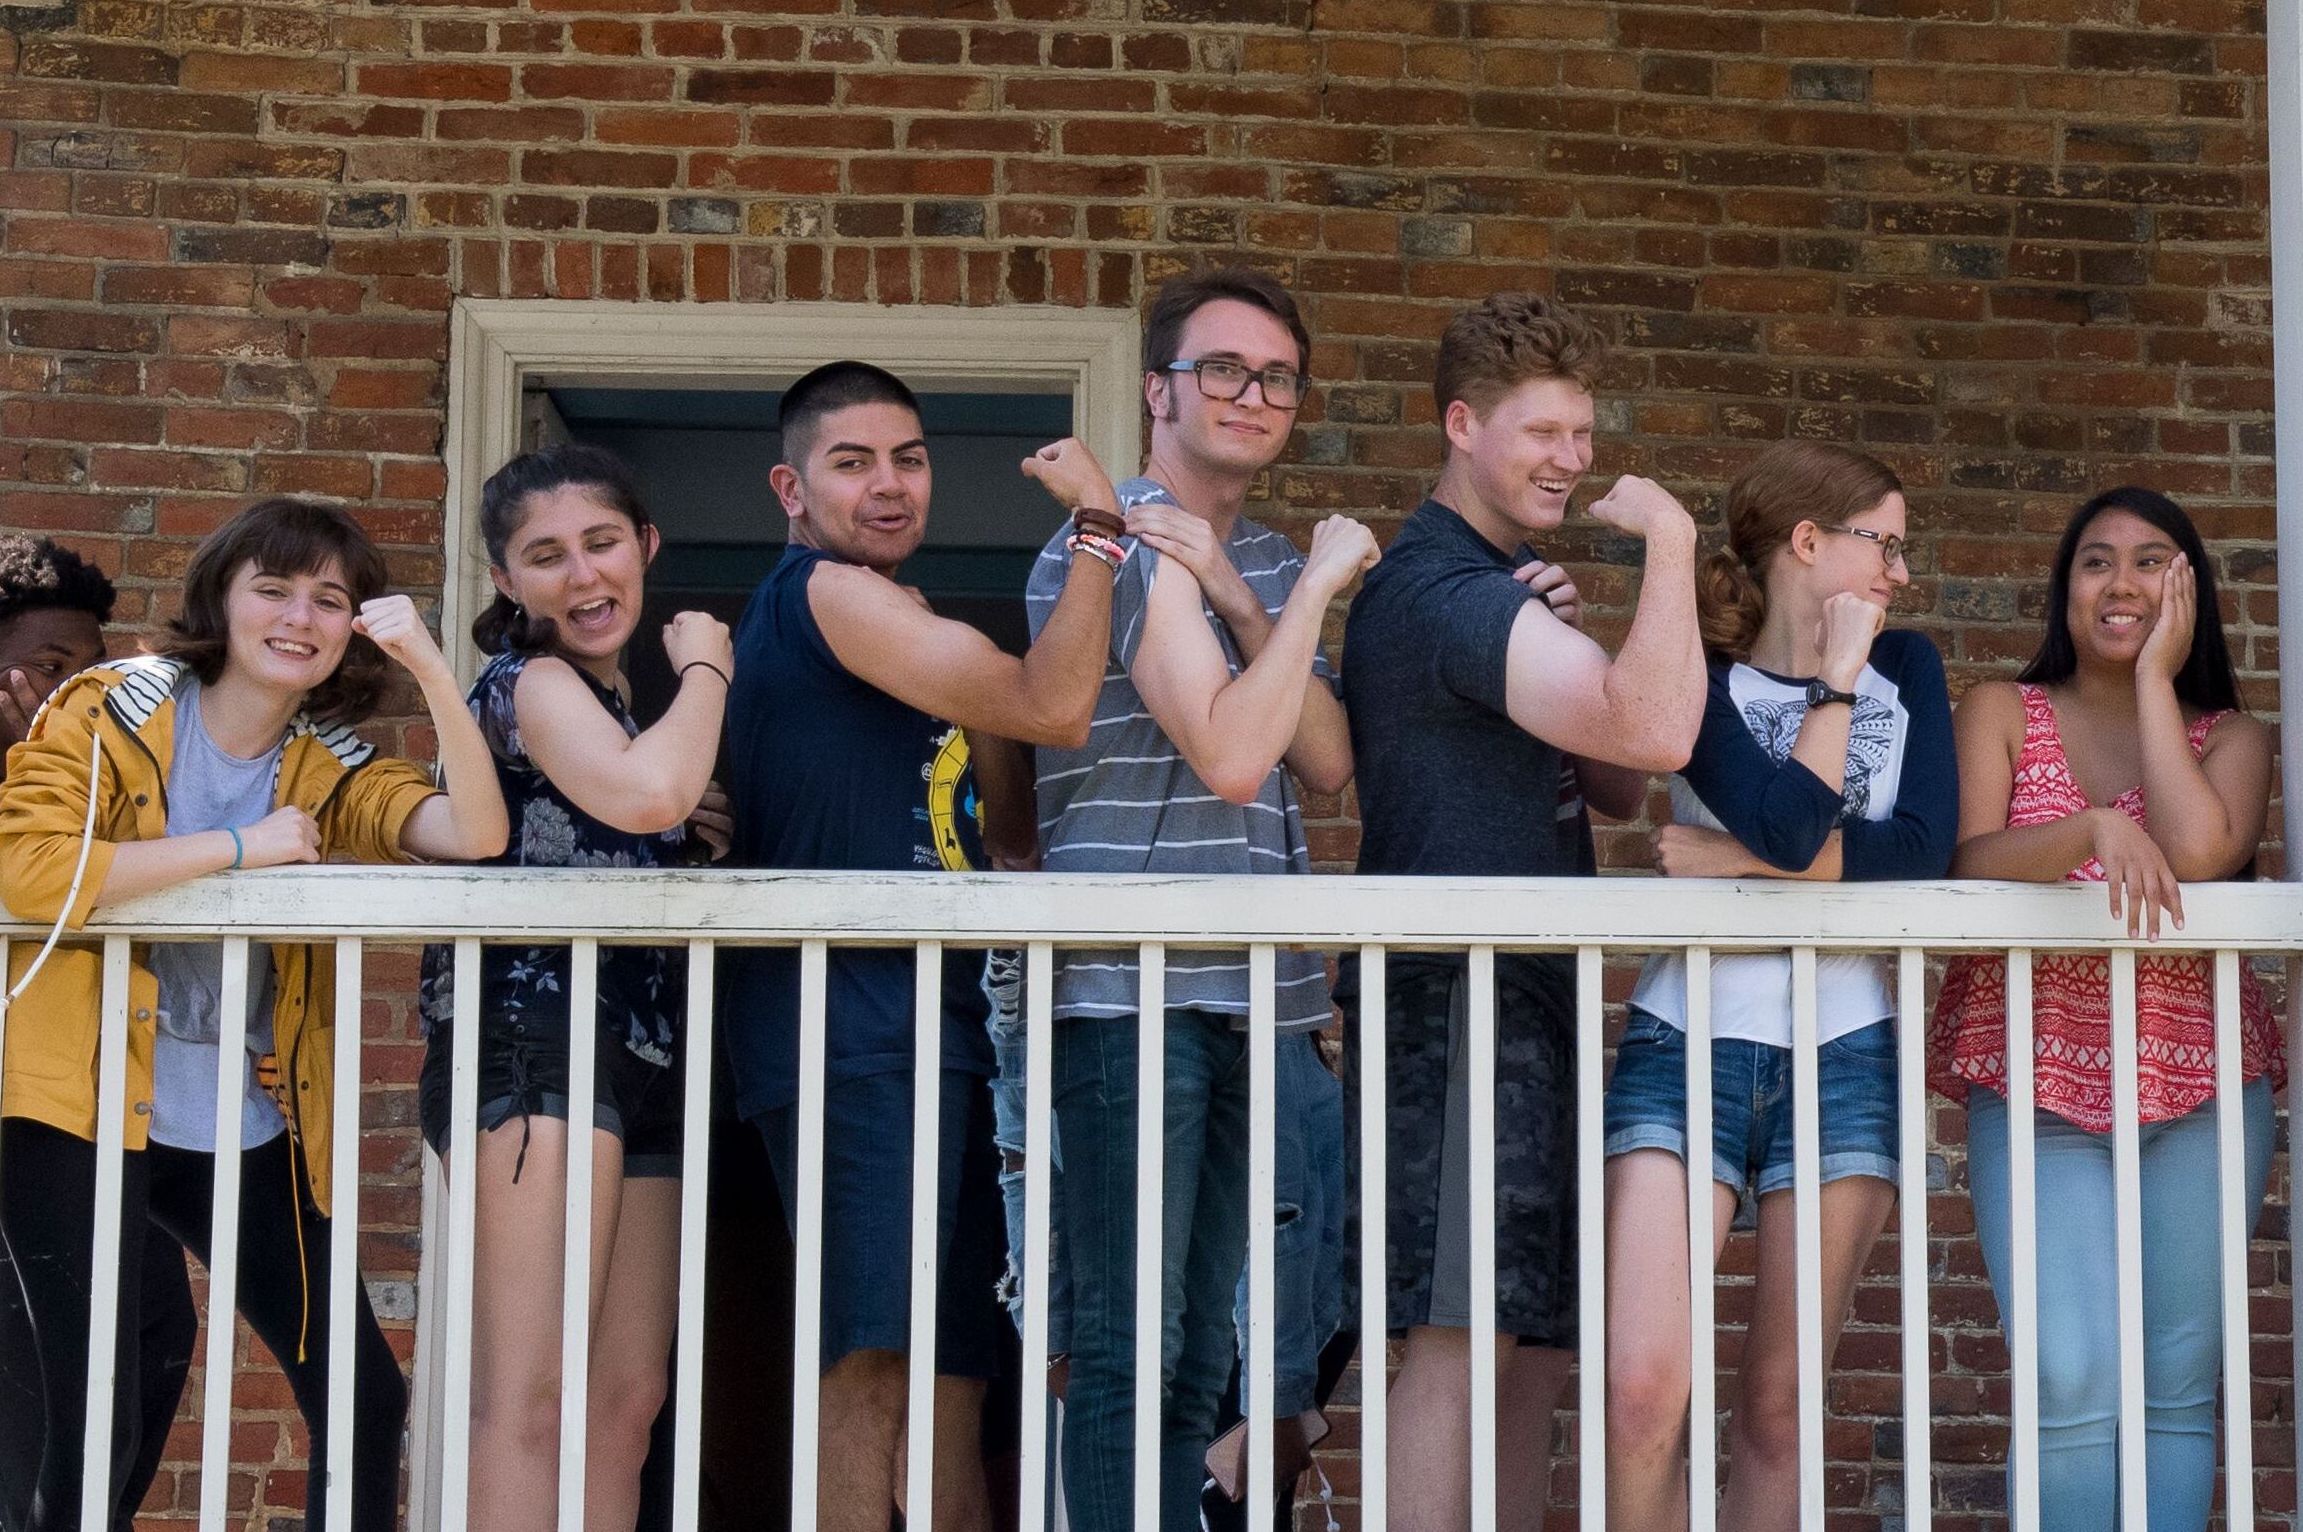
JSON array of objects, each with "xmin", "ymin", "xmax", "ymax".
[{"xmin": 4, "ymin": 866, "xmax": 2296, "ymax": 1532}]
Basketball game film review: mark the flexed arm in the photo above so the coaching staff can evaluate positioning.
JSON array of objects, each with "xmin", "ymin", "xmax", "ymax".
[{"xmin": 1124, "ymin": 501, "xmax": 1357, "ymax": 794}]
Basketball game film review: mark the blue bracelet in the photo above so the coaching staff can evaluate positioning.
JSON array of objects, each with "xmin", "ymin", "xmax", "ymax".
[{"xmin": 227, "ymin": 826, "xmax": 243, "ymax": 870}]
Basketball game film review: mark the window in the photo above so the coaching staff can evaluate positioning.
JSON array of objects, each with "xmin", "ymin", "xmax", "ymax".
[{"xmin": 442, "ymin": 299, "xmax": 1144, "ymax": 681}]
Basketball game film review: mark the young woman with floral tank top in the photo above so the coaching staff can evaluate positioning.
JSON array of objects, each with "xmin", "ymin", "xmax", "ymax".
[{"xmin": 1930, "ymin": 486, "xmax": 2282, "ymax": 1531}]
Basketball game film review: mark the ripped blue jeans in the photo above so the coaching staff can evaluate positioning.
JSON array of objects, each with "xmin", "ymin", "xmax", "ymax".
[
  {"xmin": 987, "ymin": 950, "xmax": 1073, "ymax": 1354},
  {"xmin": 1232, "ymin": 1030, "xmax": 1345, "ymax": 1418},
  {"xmin": 987, "ymin": 946, "xmax": 1344, "ymax": 1419}
]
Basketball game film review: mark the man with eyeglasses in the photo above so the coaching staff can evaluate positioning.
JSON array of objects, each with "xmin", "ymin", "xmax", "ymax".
[
  {"xmin": 1022, "ymin": 266, "xmax": 1378, "ymax": 1531},
  {"xmin": 1338, "ymin": 292, "xmax": 1708, "ymax": 1531}
]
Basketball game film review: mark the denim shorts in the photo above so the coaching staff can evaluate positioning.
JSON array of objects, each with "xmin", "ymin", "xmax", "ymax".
[
  {"xmin": 1602, "ymin": 1011, "xmax": 1900, "ymax": 1198},
  {"xmin": 419, "ymin": 1018, "xmax": 684, "ymax": 1179},
  {"xmin": 755, "ymin": 1065, "xmax": 1006, "ymax": 1379}
]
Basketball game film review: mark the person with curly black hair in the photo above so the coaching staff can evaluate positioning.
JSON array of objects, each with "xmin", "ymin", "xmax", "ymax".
[{"xmin": 0, "ymin": 534, "xmax": 116, "ymax": 755}]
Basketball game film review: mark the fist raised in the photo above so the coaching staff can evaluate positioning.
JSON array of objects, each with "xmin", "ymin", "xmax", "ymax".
[
  {"xmin": 1302, "ymin": 515, "xmax": 1380, "ymax": 594},
  {"xmin": 1585, "ymin": 476, "xmax": 1694, "ymax": 545},
  {"xmin": 663, "ymin": 610, "xmax": 734, "ymax": 677}
]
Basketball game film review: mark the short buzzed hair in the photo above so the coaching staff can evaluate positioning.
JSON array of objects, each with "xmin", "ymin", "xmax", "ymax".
[
  {"xmin": 779, "ymin": 360, "xmax": 922, "ymax": 467},
  {"xmin": 1434, "ymin": 293, "xmax": 1611, "ymax": 419}
]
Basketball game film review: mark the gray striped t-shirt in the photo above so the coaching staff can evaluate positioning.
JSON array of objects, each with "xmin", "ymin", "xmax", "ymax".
[{"xmin": 1025, "ymin": 477, "xmax": 1337, "ymax": 1031}]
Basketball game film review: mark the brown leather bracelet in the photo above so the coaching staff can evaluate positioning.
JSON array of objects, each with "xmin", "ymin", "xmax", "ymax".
[{"xmin": 1071, "ymin": 504, "xmax": 1124, "ymax": 539}]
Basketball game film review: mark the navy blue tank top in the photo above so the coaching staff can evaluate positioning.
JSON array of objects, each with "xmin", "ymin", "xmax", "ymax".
[{"xmin": 718, "ymin": 544, "xmax": 992, "ymax": 1118}]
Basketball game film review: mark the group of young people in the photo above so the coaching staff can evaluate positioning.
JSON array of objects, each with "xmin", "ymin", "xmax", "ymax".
[{"xmin": 0, "ymin": 264, "xmax": 2280, "ymax": 1532}]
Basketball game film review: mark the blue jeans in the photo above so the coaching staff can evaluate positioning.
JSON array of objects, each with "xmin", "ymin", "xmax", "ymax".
[
  {"xmin": 1056, "ymin": 1011, "xmax": 1250, "ymax": 1532},
  {"xmin": 1966, "ymin": 1080, "xmax": 2275, "ymax": 1531},
  {"xmin": 986, "ymin": 952, "xmax": 1072, "ymax": 1353},
  {"xmin": 1232, "ymin": 1031, "xmax": 1345, "ymax": 1418}
]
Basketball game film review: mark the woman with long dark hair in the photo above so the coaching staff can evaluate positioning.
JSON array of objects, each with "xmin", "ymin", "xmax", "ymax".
[
  {"xmin": 1930, "ymin": 486, "xmax": 2283, "ymax": 1529},
  {"xmin": 0, "ymin": 498, "xmax": 508, "ymax": 1531},
  {"xmin": 417, "ymin": 443, "xmax": 732, "ymax": 1532}
]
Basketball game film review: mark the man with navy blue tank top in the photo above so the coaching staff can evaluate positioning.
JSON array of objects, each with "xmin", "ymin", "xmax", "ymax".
[{"xmin": 718, "ymin": 361, "xmax": 1121, "ymax": 1532}]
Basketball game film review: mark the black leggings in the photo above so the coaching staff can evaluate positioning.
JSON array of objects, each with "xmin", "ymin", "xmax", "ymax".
[{"xmin": 0, "ymin": 1118, "xmax": 407, "ymax": 1532}]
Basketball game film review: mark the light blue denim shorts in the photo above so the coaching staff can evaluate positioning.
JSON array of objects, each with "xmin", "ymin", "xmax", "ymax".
[{"xmin": 1602, "ymin": 1011, "xmax": 1901, "ymax": 1198}]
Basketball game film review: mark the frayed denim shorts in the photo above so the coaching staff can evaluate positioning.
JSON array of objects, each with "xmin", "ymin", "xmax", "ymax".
[{"xmin": 1602, "ymin": 1011, "xmax": 1900, "ymax": 1199}]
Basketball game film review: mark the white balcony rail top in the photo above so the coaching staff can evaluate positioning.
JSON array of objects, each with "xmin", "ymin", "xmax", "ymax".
[{"xmin": 9, "ymin": 864, "xmax": 2296, "ymax": 949}]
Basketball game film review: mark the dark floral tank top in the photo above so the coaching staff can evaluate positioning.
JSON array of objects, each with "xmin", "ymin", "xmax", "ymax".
[{"xmin": 418, "ymin": 650, "xmax": 685, "ymax": 1066}]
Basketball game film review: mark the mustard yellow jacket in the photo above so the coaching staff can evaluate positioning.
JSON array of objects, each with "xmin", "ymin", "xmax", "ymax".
[{"xmin": 1, "ymin": 655, "xmax": 437, "ymax": 1218}]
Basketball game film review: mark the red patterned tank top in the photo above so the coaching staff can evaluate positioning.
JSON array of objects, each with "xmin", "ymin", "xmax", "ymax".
[{"xmin": 1927, "ymin": 684, "xmax": 2284, "ymax": 1131}]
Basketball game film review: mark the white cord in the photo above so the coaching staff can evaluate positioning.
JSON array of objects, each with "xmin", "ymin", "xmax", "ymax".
[{"xmin": 3, "ymin": 723, "xmax": 104, "ymax": 1005}]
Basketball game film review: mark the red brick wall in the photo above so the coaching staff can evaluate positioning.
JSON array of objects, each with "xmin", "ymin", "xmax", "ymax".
[{"xmin": 0, "ymin": 0, "xmax": 2286, "ymax": 1526}]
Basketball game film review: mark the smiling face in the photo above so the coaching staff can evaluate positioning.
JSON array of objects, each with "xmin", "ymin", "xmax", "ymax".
[
  {"xmin": 1793, "ymin": 491, "xmax": 1910, "ymax": 611},
  {"xmin": 1146, "ymin": 297, "xmax": 1302, "ymax": 478},
  {"xmin": 1444, "ymin": 375, "xmax": 1595, "ymax": 543},
  {"xmin": 770, "ymin": 400, "xmax": 932, "ymax": 574},
  {"xmin": 489, "ymin": 483, "xmax": 657, "ymax": 674},
  {"xmin": 2064, "ymin": 507, "xmax": 2178, "ymax": 666},
  {"xmin": 221, "ymin": 557, "xmax": 356, "ymax": 698}
]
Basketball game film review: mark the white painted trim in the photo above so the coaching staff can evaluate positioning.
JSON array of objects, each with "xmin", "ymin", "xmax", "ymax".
[
  {"xmin": 2264, "ymin": 3, "xmax": 2303, "ymax": 1492},
  {"xmin": 33, "ymin": 865, "xmax": 2303, "ymax": 950},
  {"xmin": 442, "ymin": 299, "xmax": 1143, "ymax": 680},
  {"xmin": 2271, "ymin": 0, "xmax": 2302, "ymax": 865}
]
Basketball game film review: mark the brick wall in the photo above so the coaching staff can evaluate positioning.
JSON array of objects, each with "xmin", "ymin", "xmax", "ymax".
[{"xmin": 0, "ymin": 0, "xmax": 2286, "ymax": 1526}]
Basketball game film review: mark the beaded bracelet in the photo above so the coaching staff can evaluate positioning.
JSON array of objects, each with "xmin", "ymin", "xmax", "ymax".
[{"xmin": 1068, "ymin": 530, "xmax": 1128, "ymax": 572}]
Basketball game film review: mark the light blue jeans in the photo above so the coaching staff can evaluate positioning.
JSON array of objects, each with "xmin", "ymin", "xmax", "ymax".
[{"xmin": 1966, "ymin": 1080, "xmax": 2275, "ymax": 1531}]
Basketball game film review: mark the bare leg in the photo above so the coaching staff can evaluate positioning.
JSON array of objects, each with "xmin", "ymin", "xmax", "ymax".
[
  {"xmin": 1389, "ymin": 1326, "xmax": 1474, "ymax": 1532},
  {"xmin": 1716, "ymin": 1178, "xmax": 1895, "ymax": 1532},
  {"xmin": 1605, "ymin": 1149, "xmax": 1739, "ymax": 1532},
  {"xmin": 818, "ymin": 1348, "xmax": 906, "ymax": 1532},
  {"xmin": 930, "ymin": 1375, "xmax": 992, "ymax": 1532},
  {"xmin": 1389, "ymin": 1325, "xmax": 1572, "ymax": 1532},
  {"xmin": 1496, "ymin": 1345, "xmax": 1575, "ymax": 1532},
  {"xmin": 458, "ymin": 1119, "xmax": 574, "ymax": 1532},
  {"xmin": 584, "ymin": 1171, "xmax": 680, "ymax": 1532}
]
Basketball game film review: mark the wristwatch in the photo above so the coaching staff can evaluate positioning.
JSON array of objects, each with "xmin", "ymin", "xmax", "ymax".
[{"xmin": 1805, "ymin": 678, "xmax": 1858, "ymax": 710}]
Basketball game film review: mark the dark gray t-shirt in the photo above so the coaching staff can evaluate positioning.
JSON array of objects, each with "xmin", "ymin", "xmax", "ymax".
[
  {"xmin": 1025, "ymin": 477, "xmax": 1336, "ymax": 1030},
  {"xmin": 147, "ymin": 678, "xmax": 284, "ymax": 1152},
  {"xmin": 1341, "ymin": 498, "xmax": 1595, "ymax": 1002}
]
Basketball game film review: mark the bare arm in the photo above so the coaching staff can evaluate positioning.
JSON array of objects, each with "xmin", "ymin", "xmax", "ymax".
[
  {"xmin": 514, "ymin": 623, "xmax": 732, "ymax": 837},
  {"xmin": 967, "ymin": 730, "xmax": 1041, "ymax": 870},
  {"xmin": 1125, "ymin": 500, "xmax": 1353, "ymax": 795},
  {"xmin": 1501, "ymin": 477, "xmax": 1703, "ymax": 772},
  {"xmin": 1512, "ymin": 563, "xmax": 1650, "ymax": 821},
  {"xmin": 1944, "ymin": 683, "xmax": 2092, "ymax": 882},
  {"xmin": 353, "ymin": 596, "xmax": 510, "ymax": 862},
  {"xmin": 1573, "ymin": 758, "xmax": 1651, "ymax": 821},
  {"xmin": 1945, "ymin": 679, "xmax": 2184, "ymax": 940},
  {"xmin": 813, "ymin": 557, "xmax": 1113, "ymax": 749},
  {"xmin": 2130, "ymin": 554, "xmax": 2273, "ymax": 879},
  {"xmin": 811, "ymin": 439, "xmax": 1120, "ymax": 749}
]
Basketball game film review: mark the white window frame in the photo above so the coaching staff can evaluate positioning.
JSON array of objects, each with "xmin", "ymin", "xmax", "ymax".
[{"xmin": 440, "ymin": 297, "xmax": 1145, "ymax": 680}]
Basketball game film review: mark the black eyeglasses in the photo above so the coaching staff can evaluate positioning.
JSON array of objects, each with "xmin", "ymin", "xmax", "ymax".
[
  {"xmin": 1821, "ymin": 523, "xmax": 1911, "ymax": 569},
  {"xmin": 1165, "ymin": 358, "xmax": 1305, "ymax": 409}
]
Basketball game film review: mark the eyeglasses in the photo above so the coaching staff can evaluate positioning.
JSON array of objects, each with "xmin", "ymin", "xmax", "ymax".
[
  {"xmin": 1165, "ymin": 358, "xmax": 1305, "ymax": 409},
  {"xmin": 1821, "ymin": 523, "xmax": 1911, "ymax": 569}
]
